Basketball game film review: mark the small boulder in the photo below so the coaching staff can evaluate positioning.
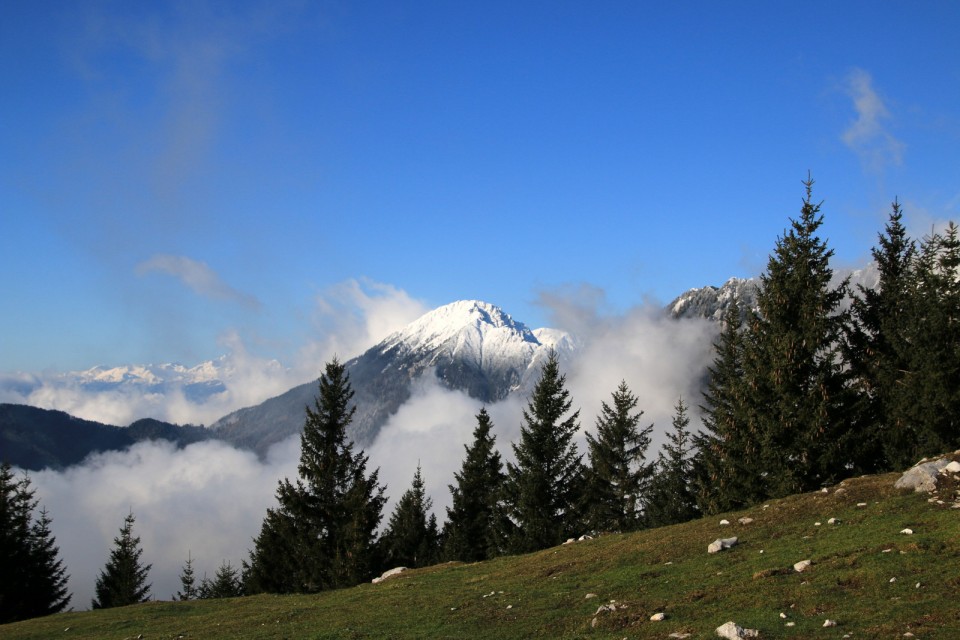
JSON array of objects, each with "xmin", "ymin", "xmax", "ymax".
[
  {"xmin": 650, "ymin": 612, "xmax": 666, "ymax": 621},
  {"xmin": 708, "ymin": 537, "xmax": 739, "ymax": 554},
  {"xmin": 900, "ymin": 528, "xmax": 914, "ymax": 535},
  {"xmin": 823, "ymin": 619, "xmax": 838, "ymax": 627},
  {"xmin": 794, "ymin": 559, "xmax": 812, "ymax": 573},
  {"xmin": 719, "ymin": 519, "xmax": 731, "ymax": 526},
  {"xmin": 895, "ymin": 459, "xmax": 950, "ymax": 493},
  {"xmin": 716, "ymin": 621, "xmax": 760, "ymax": 639},
  {"xmin": 738, "ymin": 517, "xmax": 754, "ymax": 525},
  {"xmin": 944, "ymin": 461, "xmax": 960, "ymax": 474},
  {"xmin": 372, "ymin": 567, "xmax": 407, "ymax": 584}
]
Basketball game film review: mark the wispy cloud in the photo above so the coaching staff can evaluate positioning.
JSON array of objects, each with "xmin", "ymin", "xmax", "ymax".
[
  {"xmin": 136, "ymin": 254, "xmax": 261, "ymax": 310},
  {"xmin": 841, "ymin": 68, "xmax": 905, "ymax": 172}
]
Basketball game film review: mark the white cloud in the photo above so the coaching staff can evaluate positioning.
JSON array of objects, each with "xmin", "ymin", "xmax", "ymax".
[
  {"xmin": 841, "ymin": 68, "xmax": 906, "ymax": 172},
  {"xmin": 136, "ymin": 254, "xmax": 261, "ymax": 310},
  {"xmin": 29, "ymin": 437, "xmax": 299, "ymax": 609}
]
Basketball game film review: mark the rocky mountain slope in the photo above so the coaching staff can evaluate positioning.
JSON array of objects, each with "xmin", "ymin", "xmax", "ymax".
[{"xmin": 212, "ymin": 300, "xmax": 574, "ymax": 455}]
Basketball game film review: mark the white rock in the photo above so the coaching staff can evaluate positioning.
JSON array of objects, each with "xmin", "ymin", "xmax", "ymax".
[
  {"xmin": 650, "ymin": 612, "xmax": 666, "ymax": 621},
  {"xmin": 857, "ymin": 502, "xmax": 868, "ymax": 507},
  {"xmin": 719, "ymin": 519, "xmax": 731, "ymax": 526},
  {"xmin": 793, "ymin": 559, "xmax": 812, "ymax": 572},
  {"xmin": 716, "ymin": 621, "xmax": 759, "ymax": 638},
  {"xmin": 738, "ymin": 517, "xmax": 754, "ymax": 525},
  {"xmin": 943, "ymin": 461, "xmax": 960, "ymax": 474},
  {"xmin": 563, "ymin": 538, "xmax": 576, "ymax": 545},
  {"xmin": 896, "ymin": 459, "xmax": 950, "ymax": 492},
  {"xmin": 595, "ymin": 604, "xmax": 617, "ymax": 615},
  {"xmin": 815, "ymin": 522, "xmax": 822, "ymax": 526},
  {"xmin": 823, "ymin": 619, "xmax": 838, "ymax": 627},
  {"xmin": 890, "ymin": 577, "xmax": 897, "ymax": 583},
  {"xmin": 669, "ymin": 634, "xmax": 692, "ymax": 639},
  {"xmin": 785, "ymin": 621, "xmax": 795, "ymax": 626},
  {"xmin": 578, "ymin": 534, "xmax": 594, "ymax": 541},
  {"xmin": 708, "ymin": 537, "xmax": 739, "ymax": 554},
  {"xmin": 585, "ymin": 593, "xmax": 598, "ymax": 599},
  {"xmin": 779, "ymin": 612, "xmax": 787, "ymax": 619},
  {"xmin": 900, "ymin": 528, "xmax": 914, "ymax": 535},
  {"xmin": 828, "ymin": 517, "xmax": 839, "ymax": 525},
  {"xmin": 371, "ymin": 566, "xmax": 407, "ymax": 584}
]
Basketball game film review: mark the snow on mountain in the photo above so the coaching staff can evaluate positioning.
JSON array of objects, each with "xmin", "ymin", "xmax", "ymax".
[
  {"xmin": 667, "ymin": 277, "xmax": 760, "ymax": 322},
  {"xmin": 212, "ymin": 300, "xmax": 576, "ymax": 454}
]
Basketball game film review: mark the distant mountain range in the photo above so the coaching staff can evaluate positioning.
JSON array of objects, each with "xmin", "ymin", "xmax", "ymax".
[{"xmin": 2, "ymin": 280, "xmax": 770, "ymax": 471}]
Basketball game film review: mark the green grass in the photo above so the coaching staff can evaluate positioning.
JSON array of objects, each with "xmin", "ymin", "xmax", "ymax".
[{"xmin": 4, "ymin": 469, "xmax": 960, "ymax": 639}]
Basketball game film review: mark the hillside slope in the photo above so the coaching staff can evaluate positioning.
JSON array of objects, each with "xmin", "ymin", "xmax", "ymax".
[{"xmin": 4, "ymin": 462, "xmax": 959, "ymax": 639}]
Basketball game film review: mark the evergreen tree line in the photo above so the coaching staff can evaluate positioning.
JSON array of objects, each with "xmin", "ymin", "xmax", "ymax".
[{"xmin": 4, "ymin": 176, "xmax": 958, "ymax": 619}]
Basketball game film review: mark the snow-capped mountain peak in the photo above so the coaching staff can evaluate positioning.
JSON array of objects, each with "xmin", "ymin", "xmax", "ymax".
[{"xmin": 379, "ymin": 300, "xmax": 540, "ymax": 361}]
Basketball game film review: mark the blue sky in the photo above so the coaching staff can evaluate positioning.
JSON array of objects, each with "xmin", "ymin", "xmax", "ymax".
[{"xmin": 3, "ymin": 1, "xmax": 959, "ymax": 373}]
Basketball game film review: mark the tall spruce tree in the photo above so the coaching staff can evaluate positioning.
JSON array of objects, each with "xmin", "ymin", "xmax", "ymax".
[
  {"xmin": 443, "ymin": 408, "xmax": 506, "ymax": 562},
  {"xmin": 900, "ymin": 224, "xmax": 960, "ymax": 459},
  {"xmin": 582, "ymin": 381, "xmax": 653, "ymax": 532},
  {"xmin": 380, "ymin": 465, "xmax": 440, "ymax": 568},
  {"xmin": 92, "ymin": 512, "xmax": 151, "ymax": 609},
  {"xmin": 847, "ymin": 201, "xmax": 917, "ymax": 470},
  {"xmin": 744, "ymin": 176, "xmax": 853, "ymax": 497},
  {"xmin": 645, "ymin": 398, "xmax": 699, "ymax": 527},
  {"xmin": 245, "ymin": 359, "xmax": 386, "ymax": 593},
  {"xmin": 0, "ymin": 463, "xmax": 71, "ymax": 623},
  {"xmin": 502, "ymin": 352, "xmax": 585, "ymax": 553},
  {"xmin": 175, "ymin": 552, "xmax": 198, "ymax": 601},
  {"xmin": 693, "ymin": 299, "xmax": 764, "ymax": 514}
]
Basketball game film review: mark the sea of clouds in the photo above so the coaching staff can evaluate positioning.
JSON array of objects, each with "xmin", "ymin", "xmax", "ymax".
[{"xmin": 12, "ymin": 280, "xmax": 717, "ymax": 610}]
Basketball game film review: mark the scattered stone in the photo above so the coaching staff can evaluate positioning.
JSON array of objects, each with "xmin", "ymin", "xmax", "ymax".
[
  {"xmin": 650, "ymin": 612, "xmax": 666, "ymax": 621},
  {"xmin": 890, "ymin": 577, "xmax": 897, "ymax": 583},
  {"xmin": 785, "ymin": 621, "xmax": 796, "ymax": 627},
  {"xmin": 506, "ymin": 605, "xmax": 513, "ymax": 610},
  {"xmin": 669, "ymin": 634, "xmax": 692, "ymax": 639},
  {"xmin": 896, "ymin": 458, "xmax": 950, "ymax": 492},
  {"xmin": 719, "ymin": 519, "xmax": 731, "ymax": 526},
  {"xmin": 815, "ymin": 521, "xmax": 822, "ymax": 526},
  {"xmin": 563, "ymin": 538, "xmax": 575, "ymax": 545},
  {"xmin": 944, "ymin": 461, "xmax": 960, "ymax": 474},
  {"xmin": 716, "ymin": 621, "xmax": 760, "ymax": 638},
  {"xmin": 794, "ymin": 559, "xmax": 812, "ymax": 572},
  {"xmin": 834, "ymin": 487, "xmax": 848, "ymax": 495},
  {"xmin": 708, "ymin": 537, "xmax": 739, "ymax": 554},
  {"xmin": 828, "ymin": 517, "xmax": 840, "ymax": 525},
  {"xmin": 780, "ymin": 612, "xmax": 787, "ymax": 619},
  {"xmin": 595, "ymin": 604, "xmax": 617, "ymax": 615},
  {"xmin": 578, "ymin": 534, "xmax": 594, "ymax": 541},
  {"xmin": 857, "ymin": 502, "xmax": 868, "ymax": 507},
  {"xmin": 823, "ymin": 619, "xmax": 838, "ymax": 627},
  {"xmin": 916, "ymin": 582, "xmax": 922, "ymax": 589},
  {"xmin": 372, "ymin": 566, "xmax": 407, "ymax": 584},
  {"xmin": 904, "ymin": 632, "xmax": 915, "ymax": 637},
  {"xmin": 585, "ymin": 593, "xmax": 598, "ymax": 599},
  {"xmin": 900, "ymin": 528, "xmax": 914, "ymax": 535},
  {"xmin": 882, "ymin": 549, "xmax": 893, "ymax": 553},
  {"xmin": 821, "ymin": 487, "xmax": 829, "ymax": 493},
  {"xmin": 738, "ymin": 517, "xmax": 754, "ymax": 525},
  {"xmin": 591, "ymin": 617, "xmax": 599, "ymax": 628}
]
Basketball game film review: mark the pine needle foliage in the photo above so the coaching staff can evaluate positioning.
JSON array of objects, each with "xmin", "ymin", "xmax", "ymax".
[
  {"xmin": 0, "ymin": 463, "xmax": 71, "ymax": 622},
  {"xmin": 502, "ymin": 352, "xmax": 585, "ymax": 553},
  {"xmin": 583, "ymin": 380, "xmax": 653, "ymax": 532},
  {"xmin": 443, "ymin": 408, "xmax": 506, "ymax": 562},
  {"xmin": 245, "ymin": 359, "xmax": 386, "ymax": 593},
  {"xmin": 380, "ymin": 465, "xmax": 440, "ymax": 568},
  {"xmin": 92, "ymin": 512, "xmax": 151, "ymax": 609},
  {"xmin": 645, "ymin": 397, "xmax": 698, "ymax": 527}
]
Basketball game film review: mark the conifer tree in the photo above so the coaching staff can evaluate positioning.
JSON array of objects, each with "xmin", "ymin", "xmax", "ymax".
[
  {"xmin": 380, "ymin": 465, "xmax": 439, "ymax": 568},
  {"xmin": 200, "ymin": 561, "xmax": 243, "ymax": 599},
  {"xmin": 847, "ymin": 201, "xmax": 917, "ymax": 470},
  {"xmin": 443, "ymin": 408, "xmax": 506, "ymax": 562},
  {"xmin": 744, "ymin": 175, "xmax": 853, "ymax": 496},
  {"xmin": 900, "ymin": 224, "xmax": 960, "ymax": 459},
  {"xmin": 92, "ymin": 512, "xmax": 151, "ymax": 609},
  {"xmin": 693, "ymin": 299, "xmax": 765, "ymax": 513},
  {"xmin": 175, "ymin": 552, "xmax": 198, "ymax": 601},
  {"xmin": 645, "ymin": 398, "xmax": 698, "ymax": 527},
  {"xmin": 582, "ymin": 381, "xmax": 653, "ymax": 532},
  {"xmin": 502, "ymin": 352, "xmax": 585, "ymax": 552},
  {"xmin": 0, "ymin": 463, "xmax": 71, "ymax": 623},
  {"xmin": 245, "ymin": 359, "xmax": 386, "ymax": 593}
]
